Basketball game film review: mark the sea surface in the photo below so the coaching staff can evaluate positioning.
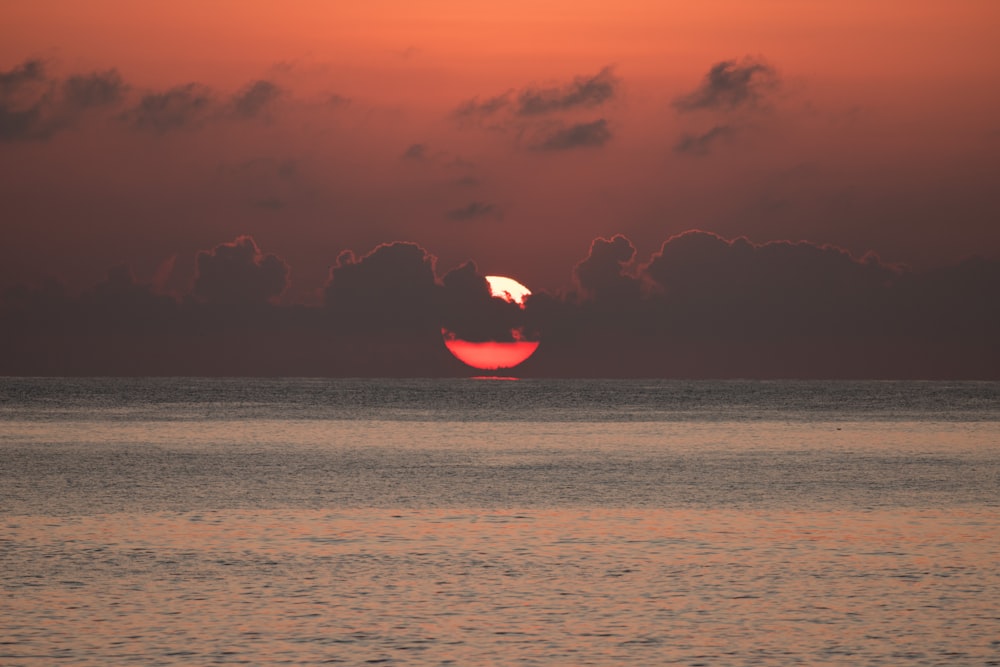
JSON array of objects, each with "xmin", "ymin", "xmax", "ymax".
[{"xmin": 2, "ymin": 378, "xmax": 999, "ymax": 665}]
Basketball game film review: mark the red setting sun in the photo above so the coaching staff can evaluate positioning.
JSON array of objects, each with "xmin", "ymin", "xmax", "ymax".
[{"xmin": 443, "ymin": 275, "xmax": 540, "ymax": 371}]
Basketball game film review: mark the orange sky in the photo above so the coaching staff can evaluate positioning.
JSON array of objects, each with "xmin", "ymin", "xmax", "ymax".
[{"xmin": 2, "ymin": 0, "xmax": 999, "ymax": 300}]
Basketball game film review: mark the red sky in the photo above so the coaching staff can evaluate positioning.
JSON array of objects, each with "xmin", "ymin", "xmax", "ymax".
[{"xmin": 2, "ymin": 1, "xmax": 999, "ymax": 377}]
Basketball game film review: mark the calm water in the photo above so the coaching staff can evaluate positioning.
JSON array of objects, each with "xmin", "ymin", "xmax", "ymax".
[{"xmin": 2, "ymin": 378, "xmax": 999, "ymax": 665}]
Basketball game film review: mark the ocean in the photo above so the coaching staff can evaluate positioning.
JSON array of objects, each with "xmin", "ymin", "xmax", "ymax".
[{"xmin": 2, "ymin": 378, "xmax": 998, "ymax": 665}]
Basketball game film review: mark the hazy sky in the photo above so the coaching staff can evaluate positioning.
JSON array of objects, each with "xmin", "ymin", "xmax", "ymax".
[
  {"xmin": 4, "ymin": 0, "xmax": 998, "ymax": 299},
  {"xmin": 2, "ymin": 1, "xmax": 999, "ymax": 377}
]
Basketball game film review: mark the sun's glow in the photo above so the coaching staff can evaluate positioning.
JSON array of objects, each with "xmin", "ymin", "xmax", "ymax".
[
  {"xmin": 485, "ymin": 275, "xmax": 531, "ymax": 306},
  {"xmin": 443, "ymin": 274, "xmax": 539, "ymax": 371},
  {"xmin": 444, "ymin": 339, "xmax": 540, "ymax": 370}
]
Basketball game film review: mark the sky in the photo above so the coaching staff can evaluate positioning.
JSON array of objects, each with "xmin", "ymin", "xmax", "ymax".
[{"xmin": 2, "ymin": 0, "xmax": 999, "ymax": 377}]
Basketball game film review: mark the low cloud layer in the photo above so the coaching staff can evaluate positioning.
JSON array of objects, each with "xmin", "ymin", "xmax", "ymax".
[{"xmin": 2, "ymin": 231, "xmax": 997, "ymax": 378}]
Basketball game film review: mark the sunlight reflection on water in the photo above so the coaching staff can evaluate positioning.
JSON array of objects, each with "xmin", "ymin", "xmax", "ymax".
[
  {"xmin": 1, "ymin": 379, "xmax": 998, "ymax": 665},
  {"xmin": 3, "ymin": 508, "xmax": 999, "ymax": 665}
]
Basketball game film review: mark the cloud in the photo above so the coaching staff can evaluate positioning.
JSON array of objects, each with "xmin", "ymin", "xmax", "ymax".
[
  {"xmin": 328, "ymin": 93, "xmax": 351, "ymax": 108},
  {"xmin": 61, "ymin": 69, "xmax": 127, "ymax": 111},
  {"xmin": 126, "ymin": 83, "xmax": 214, "ymax": 133},
  {"xmin": 673, "ymin": 125, "xmax": 734, "ymax": 156},
  {"xmin": 0, "ymin": 59, "xmax": 47, "ymax": 95},
  {"xmin": 534, "ymin": 119, "xmax": 611, "ymax": 151},
  {"xmin": 440, "ymin": 261, "xmax": 533, "ymax": 342},
  {"xmin": 324, "ymin": 242, "xmax": 440, "ymax": 334},
  {"xmin": 516, "ymin": 67, "xmax": 619, "ymax": 116},
  {"xmin": 573, "ymin": 234, "xmax": 641, "ymax": 301},
  {"xmin": 452, "ymin": 92, "xmax": 512, "ymax": 121},
  {"xmin": 401, "ymin": 143, "xmax": 428, "ymax": 161},
  {"xmin": 193, "ymin": 235, "xmax": 289, "ymax": 305},
  {"xmin": 0, "ymin": 59, "xmax": 51, "ymax": 141},
  {"xmin": 1, "ymin": 60, "xmax": 129, "ymax": 140},
  {"xmin": 673, "ymin": 58, "xmax": 779, "ymax": 112},
  {"xmin": 452, "ymin": 66, "xmax": 618, "ymax": 131},
  {"xmin": 445, "ymin": 201, "xmax": 499, "ymax": 221},
  {"xmin": 2, "ymin": 232, "xmax": 998, "ymax": 378},
  {"xmin": 230, "ymin": 79, "xmax": 281, "ymax": 119}
]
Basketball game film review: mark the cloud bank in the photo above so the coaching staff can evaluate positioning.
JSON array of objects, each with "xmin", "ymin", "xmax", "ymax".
[{"xmin": 2, "ymin": 231, "xmax": 996, "ymax": 378}]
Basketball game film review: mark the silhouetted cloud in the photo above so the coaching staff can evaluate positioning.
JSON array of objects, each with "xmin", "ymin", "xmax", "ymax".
[
  {"xmin": 452, "ymin": 66, "xmax": 618, "ymax": 128},
  {"xmin": 0, "ymin": 59, "xmax": 46, "ymax": 94},
  {"xmin": 127, "ymin": 83, "xmax": 214, "ymax": 133},
  {"xmin": 324, "ymin": 242, "xmax": 439, "ymax": 334},
  {"xmin": 402, "ymin": 143, "xmax": 428, "ymax": 161},
  {"xmin": 534, "ymin": 119, "xmax": 611, "ymax": 151},
  {"xmin": 230, "ymin": 79, "xmax": 281, "ymax": 119},
  {"xmin": 673, "ymin": 58, "xmax": 779, "ymax": 112},
  {"xmin": 328, "ymin": 93, "xmax": 351, "ymax": 108},
  {"xmin": 452, "ymin": 92, "xmax": 512, "ymax": 120},
  {"xmin": 0, "ymin": 59, "xmax": 51, "ymax": 141},
  {"xmin": 1, "ymin": 60, "xmax": 129, "ymax": 140},
  {"xmin": 516, "ymin": 67, "xmax": 619, "ymax": 115},
  {"xmin": 193, "ymin": 235, "xmax": 289, "ymax": 305},
  {"xmin": 673, "ymin": 125, "xmax": 734, "ymax": 156},
  {"xmin": 574, "ymin": 234, "xmax": 641, "ymax": 301},
  {"xmin": 445, "ymin": 201, "xmax": 498, "ymax": 221},
  {"xmin": 2, "ymin": 231, "xmax": 998, "ymax": 378},
  {"xmin": 440, "ymin": 261, "xmax": 533, "ymax": 342},
  {"xmin": 62, "ymin": 69, "xmax": 127, "ymax": 110}
]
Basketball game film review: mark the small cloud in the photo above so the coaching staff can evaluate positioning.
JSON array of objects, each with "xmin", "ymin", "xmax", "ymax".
[
  {"xmin": 253, "ymin": 197, "xmax": 286, "ymax": 210},
  {"xmin": 0, "ymin": 59, "xmax": 47, "ymax": 95},
  {"xmin": 394, "ymin": 46, "xmax": 420, "ymax": 60},
  {"xmin": 454, "ymin": 175, "xmax": 480, "ymax": 187},
  {"xmin": 517, "ymin": 66, "xmax": 619, "ymax": 116},
  {"xmin": 673, "ymin": 57, "xmax": 779, "ymax": 112},
  {"xmin": 534, "ymin": 119, "xmax": 611, "ymax": 151},
  {"xmin": 328, "ymin": 93, "xmax": 351, "ymax": 109},
  {"xmin": 402, "ymin": 143, "xmax": 428, "ymax": 161},
  {"xmin": 445, "ymin": 201, "xmax": 499, "ymax": 221},
  {"xmin": 127, "ymin": 83, "xmax": 213, "ymax": 133},
  {"xmin": 673, "ymin": 125, "xmax": 734, "ymax": 156},
  {"xmin": 0, "ymin": 59, "xmax": 51, "ymax": 141},
  {"xmin": 452, "ymin": 92, "xmax": 512, "ymax": 121},
  {"xmin": 230, "ymin": 79, "xmax": 281, "ymax": 119},
  {"xmin": 62, "ymin": 69, "xmax": 127, "ymax": 110}
]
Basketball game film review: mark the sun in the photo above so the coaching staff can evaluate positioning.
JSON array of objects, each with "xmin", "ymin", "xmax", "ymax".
[{"xmin": 443, "ymin": 275, "xmax": 540, "ymax": 371}]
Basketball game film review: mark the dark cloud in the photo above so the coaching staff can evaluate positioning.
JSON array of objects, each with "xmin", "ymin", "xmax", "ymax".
[
  {"xmin": 2, "ymin": 232, "xmax": 998, "ymax": 378},
  {"xmin": 517, "ymin": 67, "xmax": 619, "ymax": 116},
  {"xmin": 62, "ymin": 69, "xmax": 127, "ymax": 110},
  {"xmin": 673, "ymin": 125, "xmax": 734, "ymax": 156},
  {"xmin": 451, "ymin": 92, "xmax": 512, "ymax": 120},
  {"xmin": 193, "ymin": 235, "xmax": 289, "ymax": 306},
  {"xmin": 230, "ymin": 79, "xmax": 281, "ymax": 119},
  {"xmin": 534, "ymin": 119, "xmax": 611, "ymax": 151},
  {"xmin": 452, "ymin": 66, "xmax": 617, "ymax": 127},
  {"xmin": 573, "ymin": 235, "xmax": 641, "ymax": 301},
  {"xmin": 454, "ymin": 175, "xmax": 480, "ymax": 187},
  {"xmin": 127, "ymin": 83, "xmax": 214, "ymax": 133},
  {"xmin": 402, "ymin": 143, "xmax": 428, "ymax": 161},
  {"xmin": 328, "ymin": 93, "xmax": 351, "ymax": 108},
  {"xmin": 0, "ymin": 61, "xmax": 128, "ymax": 140},
  {"xmin": 0, "ymin": 59, "xmax": 46, "ymax": 95},
  {"xmin": 673, "ymin": 58, "xmax": 779, "ymax": 112},
  {"xmin": 253, "ymin": 197, "xmax": 286, "ymax": 210},
  {"xmin": 0, "ymin": 59, "xmax": 51, "ymax": 141},
  {"xmin": 440, "ymin": 261, "xmax": 533, "ymax": 343},
  {"xmin": 445, "ymin": 201, "xmax": 498, "ymax": 221},
  {"xmin": 324, "ymin": 242, "xmax": 440, "ymax": 334}
]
